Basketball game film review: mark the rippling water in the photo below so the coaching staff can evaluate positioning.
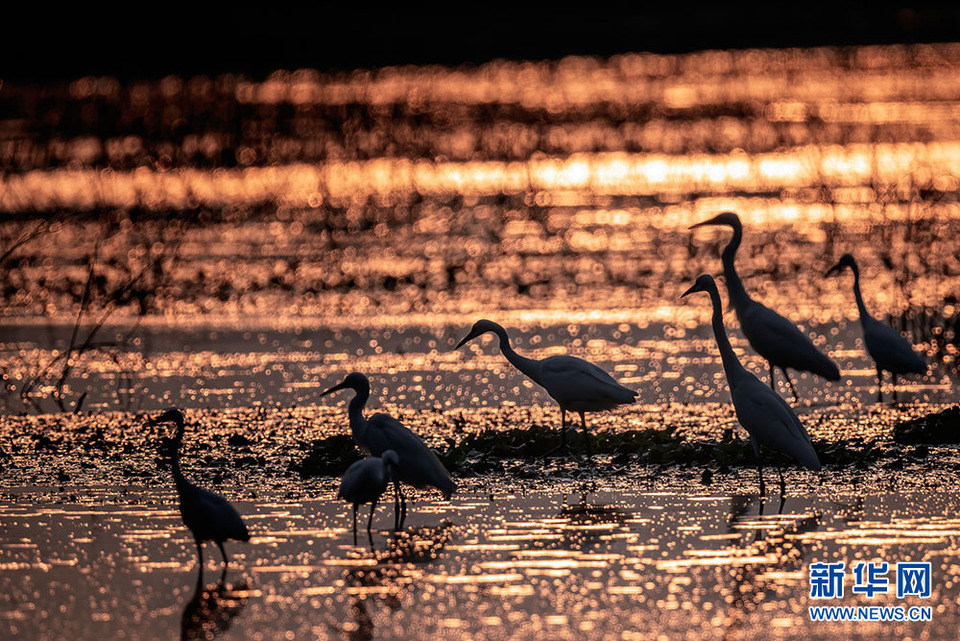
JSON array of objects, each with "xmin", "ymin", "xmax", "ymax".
[{"xmin": 1, "ymin": 43, "xmax": 959, "ymax": 639}]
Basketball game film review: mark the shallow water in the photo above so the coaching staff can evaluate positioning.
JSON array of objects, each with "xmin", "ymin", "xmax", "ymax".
[{"xmin": 4, "ymin": 476, "xmax": 960, "ymax": 640}]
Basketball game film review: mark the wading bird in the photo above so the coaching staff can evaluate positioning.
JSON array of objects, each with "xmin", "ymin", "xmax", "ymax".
[
  {"xmin": 825, "ymin": 253, "xmax": 927, "ymax": 402},
  {"xmin": 682, "ymin": 275, "xmax": 822, "ymax": 495},
  {"xmin": 152, "ymin": 408, "xmax": 250, "ymax": 574},
  {"xmin": 338, "ymin": 450, "xmax": 400, "ymax": 544},
  {"xmin": 455, "ymin": 319, "xmax": 637, "ymax": 454},
  {"xmin": 690, "ymin": 212, "xmax": 840, "ymax": 401},
  {"xmin": 321, "ymin": 373, "xmax": 456, "ymax": 529}
]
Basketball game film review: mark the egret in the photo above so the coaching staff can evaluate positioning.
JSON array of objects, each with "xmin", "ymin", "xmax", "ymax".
[
  {"xmin": 690, "ymin": 212, "xmax": 840, "ymax": 401},
  {"xmin": 338, "ymin": 450, "xmax": 400, "ymax": 544},
  {"xmin": 152, "ymin": 408, "xmax": 251, "ymax": 574},
  {"xmin": 682, "ymin": 275, "xmax": 822, "ymax": 496},
  {"xmin": 321, "ymin": 373, "xmax": 456, "ymax": 529},
  {"xmin": 455, "ymin": 319, "xmax": 637, "ymax": 454},
  {"xmin": 825, "ymin": 253, "xmax": 927, "ymax": 402}
]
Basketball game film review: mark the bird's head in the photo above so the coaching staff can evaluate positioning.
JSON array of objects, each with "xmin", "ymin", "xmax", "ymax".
[
  {"xmin": 381, "ymin": 449, "xmax": 400, "ymax": 474},
  {"xmin": 825, "ymin": 253, "xmax": 858, "ymax": 277},
  {"xmin": 149, "ymin": 407, "xmax": 185, "ymax": 427},
  {"xmin": 320, "ymin": 372, "xmax": 369, "ymax": 397},
  {"xmin": 455, "ymin": 319, "xmax": 502, "ymax": 349},
  {"xmin": 149, "ymin": 408, "xmax": 186, "ymax": 464},
  {"xmin": 680, "ymin": 274, "xmax": 718, "ymax": 299},
  {"xmin": 689, "ymin": 211, "xmax": 741, "ymax": 231}
]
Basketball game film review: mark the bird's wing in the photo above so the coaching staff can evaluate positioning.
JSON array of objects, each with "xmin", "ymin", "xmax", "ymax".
[
  {"xmin": 188, "ymin": 485, "xmax": 251, "ymax": 542},
  {"xmin": 731, "ymin": 377, "xmax": 821, "ymax": 470},
  {"xmin": 366, "ymin": 413, "xmax": 457, "ymax": 496},
  {"xmin": 740, "ymin": 302, "xmax": 838, "ymax": 378},
  {"xmin": 540, "ymin": 356, "xmax": 637, "ymax": 408},
  {"xmin": 864, "ymin": 319, "xmax": 927, "ymax": 374}
]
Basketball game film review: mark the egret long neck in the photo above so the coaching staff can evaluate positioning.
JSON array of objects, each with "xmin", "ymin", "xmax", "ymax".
[
  {"xmin": 170, "ymin": 425, "xmax": 188, "ymax": 493},
  {"xmin": 492, "ymin": 326, "xmax": 543, "ymax": 385},
  {"xmin": 720, "ymin": 223, "xmax": 751, "ymax": 313},
  {"xmin": 347, "ymin": 385, "xmax": 370, "ymax": 443},
  {"xmin": 706, "ymin": 285, "xmax": 749, "ymax": 382},
  {"xmin": 848, "ymin": 263, "xmax": 871, "ymax": 324}
]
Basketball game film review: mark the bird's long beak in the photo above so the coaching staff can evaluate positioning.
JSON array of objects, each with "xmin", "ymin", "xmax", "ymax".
[
  {"xmin": 454, "ymin": 332, "xmax": 475, "ymax": 350},
  {"xmin": 689, "ymin": 215, "xmax": 722, "ymax": 230},
  {"xmin": 680, "ymin": 283, "xmax": 699, "ymax": 298},
  {"xmin": 824, "ymin": 263, "xmax": 842, "ymax": 277},
  {"xmin": 320, "ymin": 381, "xmax": 349, "ymax": 397}
]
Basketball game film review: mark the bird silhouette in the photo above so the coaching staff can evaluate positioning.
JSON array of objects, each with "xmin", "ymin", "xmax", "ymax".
[
  {"xmin": 152, "ymin": 408, "xmax": 250, "ymax": 573},
  {"xmin": 690, "ymin": 212, "xmax": 840, "ymax": 401},
  {"xmin": 321, "ymin": 373, "xmax": 456, "ymax": 529},
  {"xmin": 338, "ymin": 450, "xmax": 400, "ymax": 544},
  {"xmin": 682, "ymin": 275, "xmax": 822, "ymax": 496},
  {"xmin": 455, "ymin": 319, "xmax": 637, "ymax": 454},
  {"xmin": 826, "ymin": 253, "xmax": 927, "ymax": 402}
]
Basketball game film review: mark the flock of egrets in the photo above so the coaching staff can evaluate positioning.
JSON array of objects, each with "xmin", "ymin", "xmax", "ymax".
[{"xmin": 152, "ymin": 211, "xmax": 930, "ymax": 571}]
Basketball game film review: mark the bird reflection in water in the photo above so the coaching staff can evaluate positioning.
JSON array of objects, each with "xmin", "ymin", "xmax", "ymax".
[
  {"xmin": 180, "ymin": 568, "xmax": 252, "ymax": 641},
  {"xmin": 325, "ymin": 522, "xmax": 454, "ymax": 639},
  {"xmin": 558, "ymin": 485, "xmax": 630, "ymax": 551},
  {"xmin": 720, "ymin": 495, "xmax": 821, "ymax": 640}
]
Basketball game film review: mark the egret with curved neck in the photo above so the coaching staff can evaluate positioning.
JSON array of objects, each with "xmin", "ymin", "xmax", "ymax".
[
  {"xmin": 682, "ymin": 275, "xmax": 822, "ymax": 496},
  {"xmin": 151, "ymin": 408, "xmax": 251, "ymax": 576},
  {"xmin": 455, "ymin": 319, "xmax": 637, "ymax": 454},
  {"xmin": 690, "ymin": 212, "xmax": 840, "ymax": 401},
  {"xmin": 825, "ymin": 253, "xmax": 927, "ymax": 402},
  {"xmin": 321, "ymin": 372, "xmax": 456, "ymax": 530}
]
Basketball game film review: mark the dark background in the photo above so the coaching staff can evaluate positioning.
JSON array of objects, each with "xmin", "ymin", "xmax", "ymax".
[{"xmin": 3, "ymin": 5, "xmax": 960, "ymax": 81}]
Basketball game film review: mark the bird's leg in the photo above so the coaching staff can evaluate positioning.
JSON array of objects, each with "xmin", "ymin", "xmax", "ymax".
[
  {"xmin": 195, "ymin": 538, "xmax": 204, "ymax": 573},
  {"xmin": 392, "ymin": 480, "xmax": 402, "ymax": 531},
  {"xmin": 561, "ymin": 408, "xmax": 568, "ymax": 454},
  {"xmin": 892, "ymin": 372, "xmax": 899, "ymax": 403},
  {"xmin": 367, "ymin": 499, "xmax": 377, "ymax": 536},
  {"xmin": 756, "ymin": 462, "xmax": 766, "ymax": 497},
  {"xmin": 216, "ymin": 541, "xmax": 229, "ymax": 582},
  {"xmin": 782, "ymin": 368, "xmax": 799, "ymax": 403},
  {"xmin": 352, "ymin": 504, "xmax": 359, "ymax": 546},
  {"xmin": 580, "ymin": 411, "xmax": 592, "ymax": 457},
  {"xmin": 877, "ymin": 368, "xmax": 884, "ymax": 403},
  {"xmin": 777, "ymin": 467, "xmax": 786, "ymax": 497},
  {"xmin": 769, "ymin": 361, "xmax": 776, "ymax": 391},
  {"xmin": 399, "ymin": 488, "xmax": 407, "ymax": 529}
]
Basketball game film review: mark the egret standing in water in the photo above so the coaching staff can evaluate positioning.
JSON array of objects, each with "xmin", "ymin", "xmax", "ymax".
[
  {"xmin": 321, "ymin": 373, "xmax": 456, "ymax": 529},
  {"xmin": 338, "ymin": 450, "xmax": 400, "ymax": 544},
  {"xmin": 690, "ymin": 212, "xmax": 840, "ymax": 401},
  {"xmin": 826, "ymin": 253, "xmax": 928, "ymax": 402},
  {"xmin": 151, "ymin": 408, "xmax": 251, "ymax": 574},
  {"xmin": 455, "ymin": 319, "xmax": 637, "ymax": 454},
  {"xmin": 682, "ymin": 275, "xmax": 822, "ymax": 495}
]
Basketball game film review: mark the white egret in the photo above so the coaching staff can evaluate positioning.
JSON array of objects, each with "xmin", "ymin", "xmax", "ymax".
[
  {"xmin": 682, "ymin": 275, "xmax": 822, "ymax": 495},
  {"xmin": 321, "ymin": 372, "xmax": 456, "ymax": 529},
  {"xmin": 825, "ymin": 253, "xmax": 928, "ymax": 402},
  {"xmin": 455, "ymin": 319, "xmax": 637, "ymax": 454},
  {"xmin": 152, "ymin": 408, "xmax": 251, "ymax": 573},
  {"xmin": 690, "ymin": 212, "xmax": 840, "ymax": 401},
  {"xmin": 338, "ymin": 450, "xmax": 400, "ymax": 544}
]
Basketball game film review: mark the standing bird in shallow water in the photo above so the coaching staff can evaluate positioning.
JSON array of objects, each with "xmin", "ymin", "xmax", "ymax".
[
  {"xmin": 825, "ymin": 253, "xmax": 927, "ymax": 402},
  {"xmin": 151, "ymin": 408, "xmax": 251, "ymax": 574},
  {"xmin": 682, "ymin": 275, "xmax": 822, "ymax": 496},
  {"xmin": 690, "ymin": 212, "xmax": 840, "ymax": 401},
  {"xmin": 338, "ymin": 450, "xmax": 400, "ymax": 544},
  {"xmin": 321, "ymin": 373, "xmax": 456, "ymax": 529},
  {"xmin": 455, "ymin": 319, "xmax": 638, "ymax": 454}
]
